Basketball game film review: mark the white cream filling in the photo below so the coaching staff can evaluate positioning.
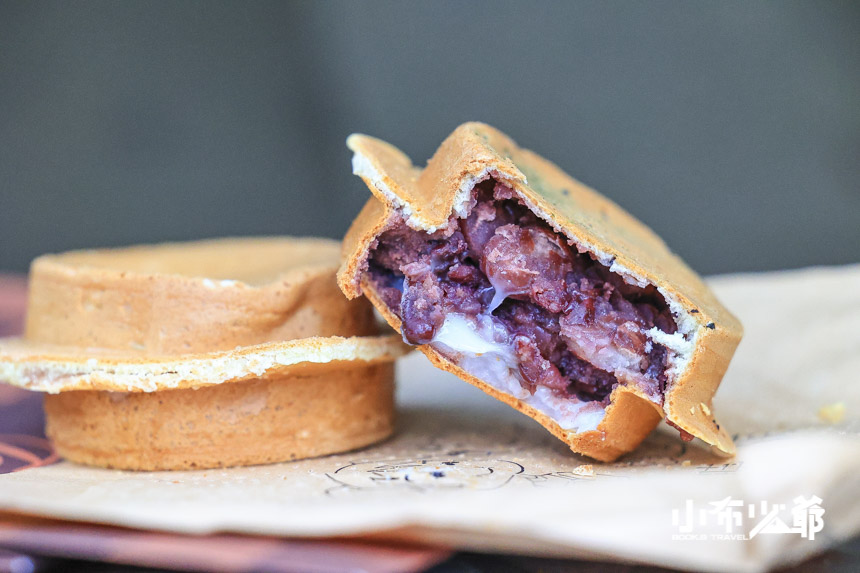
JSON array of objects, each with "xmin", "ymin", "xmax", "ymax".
[
  {"xmin": 485, "ymin": 274, "xmax": 523, "ymax": 313},
  {"xmin": 432, "ymin": 314, "xmax": 511, "ymax": 357},
  {"xmin": 430, "ymin": 314, "xmax": 607, "ymax": 433}
]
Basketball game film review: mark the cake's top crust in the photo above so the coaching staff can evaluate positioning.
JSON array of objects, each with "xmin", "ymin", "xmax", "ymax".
[
  {"xmin": 338, "ymin": 122, "xmax": 742, "ymax": 458},
  {"xmin": 27, "ymin": 237, "xmax": 379, "ymax": 354},
  {"xmin": 0, "ymin": 237, "xmax": 408, "ymax": 393},
  {"xmin": 35, "ymin": 236, "xmax": 341, "ymax": 286}
]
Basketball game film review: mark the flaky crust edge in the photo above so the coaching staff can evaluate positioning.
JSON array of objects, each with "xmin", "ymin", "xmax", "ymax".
[{"xmin": 0, "ymin": 334, "xmax": 409, "ymax": 393}]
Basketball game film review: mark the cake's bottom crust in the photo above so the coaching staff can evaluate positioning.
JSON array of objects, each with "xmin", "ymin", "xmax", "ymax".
[{"xmin": 44, "ymin": 362, "xmax": 395, "ymax": 471}]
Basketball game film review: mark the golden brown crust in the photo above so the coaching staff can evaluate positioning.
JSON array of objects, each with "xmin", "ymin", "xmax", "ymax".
[
  {"xmin": 339, "ymin": 198, "xmax": 394, "ymax": 298},
  {"xmin": 0, "ymin": 237, "xmax": 409, "ymax": 394},
  {"xmin": 0, "ymin": 237, "xmax": 405, "ymax": 470},
  {"xmin": 45, "ymin": 362, "xmax": 395, "ymax": 471},
  {"xmin": 28, "ymin": 237, "xmax": 376, "ymax": 354},
  {"xmin": 338, "ymin": 123, "xmax": 742, "ymax": 460}
]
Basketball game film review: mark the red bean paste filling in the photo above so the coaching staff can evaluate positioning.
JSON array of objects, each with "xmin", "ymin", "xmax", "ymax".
[{"xmin": 367, "ymin": 179, "xmax": 677, "ymax": 404}]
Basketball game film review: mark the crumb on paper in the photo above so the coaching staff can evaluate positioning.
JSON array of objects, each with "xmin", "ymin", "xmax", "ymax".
[
  {"xmin": 572, "ymin": 464, "xmax": 594, "ymax": 477},
  {"xmin": 818, "ymin": 402, "xmax": 846, "ymax": 424}
]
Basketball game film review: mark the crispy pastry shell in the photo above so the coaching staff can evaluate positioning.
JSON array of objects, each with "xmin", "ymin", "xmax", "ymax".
[
  {"xmin": 0, "ymin": 237, "xmax": 408, "ymax": 469},
  {"xmin": 337, "ymin": 122, "xmax": 741, "ymax": 461}
]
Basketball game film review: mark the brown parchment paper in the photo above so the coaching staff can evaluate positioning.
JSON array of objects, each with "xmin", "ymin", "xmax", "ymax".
[{"xmin": 1, "ymin": 265, "xmax": 858, "ymax": 573}]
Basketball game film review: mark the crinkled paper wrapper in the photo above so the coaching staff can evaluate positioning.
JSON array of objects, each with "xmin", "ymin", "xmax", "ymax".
[{"xmin": 1, "ymin": 265, "xmax": 859, "ymax": 573}]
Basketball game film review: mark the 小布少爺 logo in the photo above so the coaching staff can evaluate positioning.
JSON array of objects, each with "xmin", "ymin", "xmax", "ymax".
[{"xmin": 671, "ymin": 495, "xmax": 824, "ymax": 541}]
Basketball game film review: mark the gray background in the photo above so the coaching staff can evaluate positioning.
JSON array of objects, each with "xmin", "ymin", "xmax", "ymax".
[{"xmin": 1, "ymin": 1, "xmax": 857, "ymax": 275}]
